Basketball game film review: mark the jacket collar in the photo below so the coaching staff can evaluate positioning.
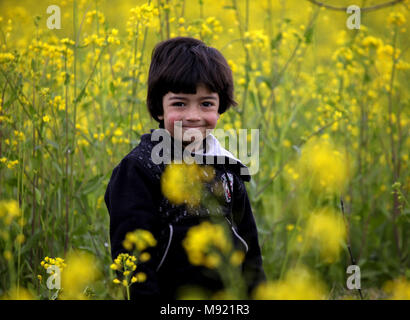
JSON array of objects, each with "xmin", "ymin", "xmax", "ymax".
[{"xmin": 147, "ymin": 129, "xmax": 251, "ymax": 181}]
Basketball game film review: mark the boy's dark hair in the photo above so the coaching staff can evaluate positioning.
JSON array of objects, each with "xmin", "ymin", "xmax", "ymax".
[{"xmin": 147, "ymin": 37, "xmax": 237, "ymax": 127}]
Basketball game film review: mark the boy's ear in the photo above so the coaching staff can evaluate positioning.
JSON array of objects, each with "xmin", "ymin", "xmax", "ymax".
[{"xmin": 158, "ymin": 114, "xmax": 164, "ymax": 120}]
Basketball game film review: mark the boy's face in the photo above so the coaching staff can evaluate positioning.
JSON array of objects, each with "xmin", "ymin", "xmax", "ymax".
[{"xmin": 159, "ymin": 83, "xmax": 220, "ymax": 145}]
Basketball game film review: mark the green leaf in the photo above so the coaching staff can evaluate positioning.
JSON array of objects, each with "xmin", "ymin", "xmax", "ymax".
[
  {"xmin": 271, "ymin": 32, "xmax": 282, "ymax": 50},
  {"xmin": 304, "ymin": 27, "xmax": 314, "ymax": 44},
  {"xmin": 256, "ymin": 75, "xmax": 273, "ymax": 89},
  {"xmin": 74, "ymin": 88, "xmax": 87, "ymax": 103},
  {"xmin": 52, "ymin": 161, "xmax": 63, "ymax": 176},
  {"xmin": 109, "ymin": 81, "xmax": 115, "ymax": 96},
  {"xmin": 31, "ymin": 58, "xmax": 36, "ymax": 72},
  {"xmin": 35, "ymin": 187, "xmax": 44, "ymax": 205},
  {"xmin": 80, "ymin": 174, "xmax": 105, "ymax": 195},
  {"xmin": 64, "ymin": 72, "xmax": 70, "ymax": 85}
]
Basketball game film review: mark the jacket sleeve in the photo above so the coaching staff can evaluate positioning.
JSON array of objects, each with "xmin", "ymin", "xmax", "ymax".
[
  {"xmin": 232, "ymin": 176, "xmax": 266, "ymax": 296},
  {"xmin": 104, "ymin": 156, "xmax": 162, "ymax": 297}
]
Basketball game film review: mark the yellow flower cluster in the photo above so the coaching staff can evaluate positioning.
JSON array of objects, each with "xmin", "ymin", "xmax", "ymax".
[
  {"xmin": 28, "ymin": 38, "xmax": 74, "ymax": 63},
  {"xmin": 40, "ymin": 256, "xmax": 67, "ymax": 273},
  {"xmin": 111, "ymin": 253, "xmax": 147, "ymax": 288},
  {"xmin": 126, "ymin": 3, "xmax": 159, "ymax": 39},
  {"xmin": 296, "ymin": 136, "xmax": 350, "ymax": 194},
  {"xmin": 0, "ymin": 52, "xmax": 15, "ymax": 64},
  {"xmin": 182, "ymin": 221, "xmax": 243, "ymax": 269},
  {"xmin": 383, "ymin": 277, "xmax": 410, "ymax": 299},
  {"xmin": 387, "ymin": 12, "xmax": 406, "ymax": 27},
  {"xmin": 50, "ymin": 95, "xmax": 65, "ymax": 111},
  {"xmin": 176, "ymin": 16, "xmax": 223, "ymax": 41},
  {"xmin": 83, "ymin": 34, "xmax": 107, "ymax": 47},
  {"xmin": 332, "ymin": 47, "xmax": 354, "ymax": 63},
  {"xmin": 122, "ymin": 229, "xmax": 157, "ymax": 252},
  {"xmin": 304, "ymin": 207, "xmax": 346, "ymax": 263},
  {"xmin": 1, "ymin": 287, "xmax": 35, "ymax": 300},
  {"xmin": 85, "ymin": 10, "xmax": 105, "ymax": 25},
  {"xmin": 252, "ymin": 266, "xmax": 327, "ymax": 300},
  {"xmin": 244, "ymin": 30, "xmax": 269, "ymax": 50},
  {"xmin": 60, "ymin": 251, "xmax": 100, "ymax": 300},
  {"xmin": 0, "ymin": 158, "xmax": 19, "ymax": 170},
  {"xmin": 361, "ymin": 36, "xmax": 383, "ymax": 48},
  {"xmin": 161, "ymin": 162, "xmax": 215, "ymax": 207},
  {"xmin": 201, "ymin": 17, "xmax": 223, "ymax": 39},
  {"xmin": 0, "ymin": 199, "xmax": 21, "ymax": 226}
]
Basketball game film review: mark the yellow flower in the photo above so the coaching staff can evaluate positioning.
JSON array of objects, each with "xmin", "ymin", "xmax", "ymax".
[
  {"xmin": 1, "ymin": 287, "xmax": 35, "ymax": 300},
  {"xmin": 42, "ymin": 115, "xmax": 50, "ymax": 123},
  {"xmin": 304, "ymin": 207, "xmax": 346, "ymax": 263},
  {"xmin": 60, "ymin": 251, "xmax": 100, "ymax": 300},
  {"xmin": 252, "ymin": 266, "xmax": 327, "ymax": 300},
  {"xmin": 383, "ymin": 277, "xmax": 410, "ymax": 299},
  {"xmin": 387, "ymin": 12, "xmax": 406, "ymax": 26},
  {"xmin": 296, "ymin": 136, "xmax": 350, "ymax": 194},
  {"xmin": 7, "ymin": 160, "xmax": 19, "ymax": 169},
  {"xmin": 3, "ymin": 250, "xmax": 12, "ymax": 261},
  {"xmin": 230, "ymin": 250, "xmax": 245, "ymax": 266},
  {"xmin": 182, "ymin": 221, "xmax": 232, "ymax": 268},
  {"xmin": 161, "ymin": 162, "xmax": 213, "ymax": 207},
  {"xmin": 0, "ymin": 199, "xmax": 21, "ymax": 225},
  {"xmin": 135, "ymin": 272, "xmax": 147, "ymax": 282},
  {"xmin": 0, "ymin": 52, "xmax": 15, "ymax": 64},
  {"xmin": 16, "ymin": 234, "xmax": 25, "ymax": 244},
  {"xmin": 139, "ymin": 252, "xmax": 151, "ymax": 262},
  {"xmin": 122, "ymin": 229, "xmax": 157, "ymax": 252}
]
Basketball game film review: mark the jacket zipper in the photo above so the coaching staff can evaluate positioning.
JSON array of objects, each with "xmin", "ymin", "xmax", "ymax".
[
  {"xmin": 156, "ymin": 223, "xmax": 173, "ymax": 272},
  {"xmin": 225, "ymin": 217, "xmax": 248, "ymax": 253}
]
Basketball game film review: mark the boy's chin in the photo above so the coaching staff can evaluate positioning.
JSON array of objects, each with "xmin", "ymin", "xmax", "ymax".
[{"xmin": 181, "ymin": 136, "xmax": 205, "ymax": 146}]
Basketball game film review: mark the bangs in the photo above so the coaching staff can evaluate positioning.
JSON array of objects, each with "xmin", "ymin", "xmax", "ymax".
[{"xmin": 157, "ymin": 46, "xmax": 223, "ymax": 95}]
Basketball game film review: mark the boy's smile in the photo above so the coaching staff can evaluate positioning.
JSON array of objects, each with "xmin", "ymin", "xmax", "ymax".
[{"xmin": 159, "ymin": 83, "xmax": 220, "ymax": 147}]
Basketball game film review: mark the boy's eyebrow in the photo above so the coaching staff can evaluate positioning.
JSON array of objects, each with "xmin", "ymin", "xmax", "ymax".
[{"xmin": 168, "ymin": 96, "xmax": 218, "ymax": 100}]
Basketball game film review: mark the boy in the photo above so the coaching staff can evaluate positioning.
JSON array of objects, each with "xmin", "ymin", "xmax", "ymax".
[{"xmin": 104, "ymin": 37, "xmax": 265, "ymax": 299}]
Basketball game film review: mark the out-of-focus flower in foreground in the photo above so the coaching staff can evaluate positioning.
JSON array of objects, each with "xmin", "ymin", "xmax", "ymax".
[
  {"xmin": 252, "ymin": 266, "xmax": 327, "ymax": 300},
  {"xmin": 1, "ymin": 287, "xmax": 35, "ymax": 300},
  {"xmin": 304, "ymin": 207, "xmax": 346, "ymax": 263},
  {"xmin": 0, "ymin": 199, "xmax": 21, "ymax": 226},
  {"xmin": 60, "ymin": 251, "xmax": 100, "ymax": 300},
  {"xmin": 183, "ymin": 221, "xmax": 240, "ymax": 269},
  {"xmin": 383, "ymin": 277, "xmax": 410, "ymax": 300},
  {"xmin": 297, "ymin": 136, "xmax": 350, "ymax": 194},
  {"xmin": 122, "ymin": 229, "xmax": 157, "ymax": 252},
  {"xmin": 161, "ymin": 162, "xmax": 215, "ymax": 207}
]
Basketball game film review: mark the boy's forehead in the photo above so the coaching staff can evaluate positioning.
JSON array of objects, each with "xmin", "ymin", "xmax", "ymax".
[{"xmin": 166, "ymin": 85, "xmax": 218, "ymax": 98}]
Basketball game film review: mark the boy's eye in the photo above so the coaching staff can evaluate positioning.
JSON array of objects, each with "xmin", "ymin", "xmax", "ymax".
[
  {"xmin": 202, "ymin": 102, "xmax": 214, "ymax": 107},
  {"xmin": 172, "ymin": 102, "xmax": 185, "ymax": 107}
]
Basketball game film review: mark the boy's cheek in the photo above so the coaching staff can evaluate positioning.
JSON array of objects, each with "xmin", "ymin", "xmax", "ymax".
[{"xmin": 207, "ymin": 114, "xmax": 220, "ymax": 128}]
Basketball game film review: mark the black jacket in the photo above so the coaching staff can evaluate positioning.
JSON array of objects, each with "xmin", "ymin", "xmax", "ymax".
[{"xmin": 104, "ymin": 129, "xmax": 266, "ymax": 299}]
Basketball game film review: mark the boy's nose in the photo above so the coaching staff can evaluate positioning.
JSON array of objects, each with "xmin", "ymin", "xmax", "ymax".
[{"xmin": 184, "ymin": 107, "xmax": 201, "ymax": 122}]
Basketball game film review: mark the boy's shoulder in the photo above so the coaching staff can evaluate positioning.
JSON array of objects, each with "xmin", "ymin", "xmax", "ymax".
[{"xmin": 114, "ymin": 131, "xmax": 164, "ymax": 182}]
